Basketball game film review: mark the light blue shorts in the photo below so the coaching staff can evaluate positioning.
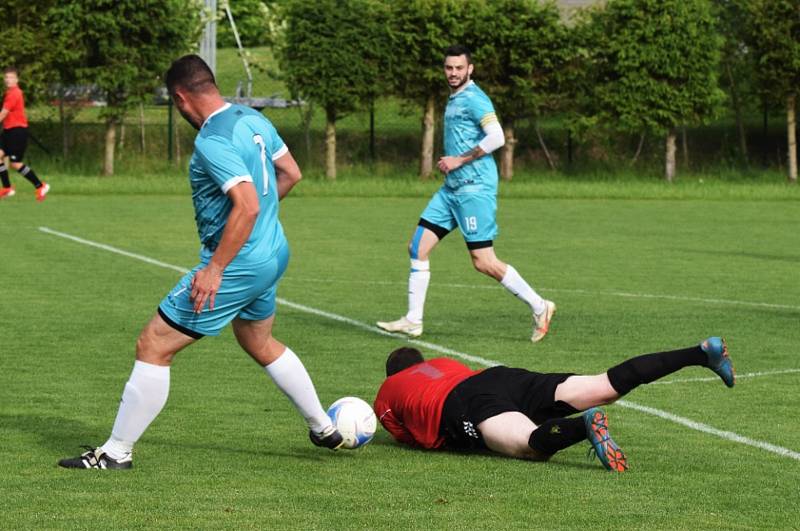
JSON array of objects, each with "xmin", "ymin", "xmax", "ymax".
[
  {"xmin": 419, "ymin": 186, "xmax": 498, "ymax": 245},
  {"xmin": 158, "ymin": 241, "xmax": 290, "ymax": 337}
]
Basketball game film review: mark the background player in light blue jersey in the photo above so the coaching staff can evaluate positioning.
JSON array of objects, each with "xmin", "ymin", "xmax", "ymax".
[
  {"xmin": 60, "ymin": 55, "xmax": 342, "ymax": 470},
  {"xmin": 378, "ymin": 45, "xmax": 555, "ymax": 343}
]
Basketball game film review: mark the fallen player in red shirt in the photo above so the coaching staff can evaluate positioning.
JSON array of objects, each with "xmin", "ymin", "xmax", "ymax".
[{"xmin": 373, "ymin": 337, "xmax": 734, "ymax": 472}]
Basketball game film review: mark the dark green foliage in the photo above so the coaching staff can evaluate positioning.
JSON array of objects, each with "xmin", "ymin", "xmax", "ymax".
[
  {"xmin": 0, "ymin": 0, "xmax": 58, "ymax": 102},
  {"xmin": 278, "ymin": 0, "xmax": 390, "ymax": 121},
  {"xmin": 585, "ymin": 0, "xmax": 725, "ymax": 135},
  {"xmin": 46, "ymin": 0, "xmax": 203, "ymax": 119},
  {"xmin": 738, "ymin": 0, "xmax": 800, "ymax": 102},
  {"xmin": 389, "ymin": 0, "xmax": 483, "ymax": 109},
  {"xmin": 475, "ymin": 0, "xmax": 573, "ymax": 123},
  {"xmin": 217, "ymin": 0, "xmax": 274, "ymax": 48}
]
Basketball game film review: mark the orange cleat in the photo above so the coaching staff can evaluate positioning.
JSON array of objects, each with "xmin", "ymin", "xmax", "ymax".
[
  {"xmin": 35, "ymin": 183, "xmax": 50, "ymax": 202},
  {"xmin": 0, "ymin": 186, "xmax": 16, "ymax": 199},
  {"xmin": 584, "ymin": 408, "xmax": 628, "ymax": 472}
]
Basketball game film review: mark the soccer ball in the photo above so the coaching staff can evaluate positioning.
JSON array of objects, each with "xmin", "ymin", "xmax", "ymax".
[{"xmin": 326, "ymin": 396, "xmax": 377, "ymax": 450}]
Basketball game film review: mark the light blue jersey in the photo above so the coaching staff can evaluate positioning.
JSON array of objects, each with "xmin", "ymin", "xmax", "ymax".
[
  {"xmin": 443, "ymin": 81, "xmax": 499, "ymax": 192},
  {"xmin": 159, "ymin": 103, "xmax": 292, "ymax": 337},
  {"xmin": 189, "ymin": 103, "xmax": 287, "ymax": 261}
]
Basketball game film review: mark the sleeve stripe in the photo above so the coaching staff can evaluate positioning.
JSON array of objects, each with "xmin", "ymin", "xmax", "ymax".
[
  {"xmin": 221, "ymin": 174, "xmax": 253, "ymax": 194},
  {"xmin": 271, "ymin": 144, "xmax": 289, "ymax": 161},
  {"xmin": 480, "ymin": 112, "xmax": 499, "ymax": 127}
]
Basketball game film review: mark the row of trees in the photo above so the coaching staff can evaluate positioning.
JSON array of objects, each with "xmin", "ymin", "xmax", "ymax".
[
  {"xmin": 0, "ymin": 0, "xmax": 202, "ymax": 175},
  {"xmin": 276, "ymin": 0, "xmax": 799, "ymax": 182},
  {"xmin": 0, "ymin": 0, "xmax": 796, "ymax": 181}
]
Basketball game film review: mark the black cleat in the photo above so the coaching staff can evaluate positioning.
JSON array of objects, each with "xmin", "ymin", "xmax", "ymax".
[
  {"xmin": 309, "ymin": 426, "xmax": 344, "ymax": 450},
  {"xmin": 58, "ymin": 446, "xmax": 132, "ymax": 470}
]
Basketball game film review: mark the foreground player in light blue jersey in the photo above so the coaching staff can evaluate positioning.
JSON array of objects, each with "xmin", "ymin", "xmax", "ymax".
[
  {"xmin": 59, "ymin": 55, "xmax": 342, "ymax": 470},
  {"xmin": 378, "ymin": 46, "xmax": 555, "ymax": 342}
]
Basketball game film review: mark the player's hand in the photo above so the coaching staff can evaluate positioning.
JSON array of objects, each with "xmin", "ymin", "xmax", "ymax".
[
  {"xmin": 190, "ymin": 263, "xmax": 224, "ymax": 313},
  {"xmin": 437, "ymin": 156, "xmax": 464, "ymax": 174}
]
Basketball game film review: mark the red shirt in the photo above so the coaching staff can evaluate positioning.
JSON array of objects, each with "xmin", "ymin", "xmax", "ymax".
[
  {"xmin": 2, "ymin": 86, "xmax": 28, "ymax": 129},
  {"xmin": 373, "ymin": 358, "xmax": 479, "ymax": 449}
]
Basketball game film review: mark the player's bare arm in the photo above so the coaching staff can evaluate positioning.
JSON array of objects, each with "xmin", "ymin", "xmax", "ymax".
[
  {"xmin": 274, "ymin": 150, "xmax": 302, "ymax": 200},
  {"xmin": 190, "ymin": 181, "xmax": 260, "ymax": 313},
  {"xmin": 0, "ymin": 108, "xmax": 8, "ymax": 123}
]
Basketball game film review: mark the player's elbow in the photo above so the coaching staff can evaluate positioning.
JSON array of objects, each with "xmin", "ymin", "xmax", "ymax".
[
  {"xmin": 288, "ymin": 168, "xmax": 302, "ymax": 185},
  {"xmin": 241, "ymin": 200, "xmax": 260, "ymax": 220}
]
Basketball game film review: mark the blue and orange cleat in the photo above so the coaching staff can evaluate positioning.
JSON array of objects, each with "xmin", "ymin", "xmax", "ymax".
[
  {"xmin": 583, "ymin": 408, "xmax": 628, "ymax": 472},
  {"xmin": 701, "ymin": 337, "xmax": 735, "ymax": 388}
]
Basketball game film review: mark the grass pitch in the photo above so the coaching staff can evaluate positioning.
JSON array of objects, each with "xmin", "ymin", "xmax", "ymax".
[{"xmin": 1, "ymin": 179, "xmax": 799, "ymax": 529}]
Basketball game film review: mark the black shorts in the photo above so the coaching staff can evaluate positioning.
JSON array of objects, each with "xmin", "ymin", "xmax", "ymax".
[
  {"xmin": 0, "ymin": 127, "xmax": 28, "ymax": 162},
  {"xmin": 440, "ymin": 367, "xmax": 578, "ymax": 449}
]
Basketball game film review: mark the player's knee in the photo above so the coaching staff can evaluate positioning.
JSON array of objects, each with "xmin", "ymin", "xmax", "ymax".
[
  {"xmin": 471, "ymin": 256, "xmax": 499, "ymax": 277},
  {"xmin": 135, "ymin": 330, "xmax": 170, "ymax": 365},
  {"xmin": 10, "ymin": 162, "xmax": 23, "ymax": 171}
]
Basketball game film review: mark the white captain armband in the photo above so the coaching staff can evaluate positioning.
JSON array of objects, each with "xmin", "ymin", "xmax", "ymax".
[{"xmin": 477, "ymin": 120, "xmax": 505, "ymax": 154}]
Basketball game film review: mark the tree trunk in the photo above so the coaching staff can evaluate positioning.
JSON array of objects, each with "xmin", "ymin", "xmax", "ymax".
[
  {"xmin": 325, "ymin": 110, "xmax": 336, "ymax": 180},
  {"xmin": 725, "ymin": 62, "xmax": 748, "ymax": 162},
  {"xmin": 60, "ymin": 98, "xmax": 69, "ymax": 158},
  {"xmin": 175, "ymin": 117, "xmax": 182, "ymax": 164},
  {"xmin": 500, "ymin": 120, "xmax": 516, "ymax": 180},
  {"xmin": 665, "ymin": 130, "xmax": 677, "ymax": 182},
  {"xmin": 534, "ymin": 121, "xmax": 556, "ymax": 171},
  {"xmin": 788, "ymin": 93, "xmax": 798, "ymax": 183},
  {"xmin": 630, "ymin": 131, "xmax": 645, "ymax": 166},
  {"xmin": 369, "ymin": 99, "xmax": 376, "ymax": 163},
  {"xmin": 139, "ymin": 102, "xmax": 146, "ymax": 153},
  {"xmin": 681, "ymin": 126, "xmax": 689, "ymax": 169},
  {"xmin": 103, "ymin": 117, "xmax": 117, "ymax": 176},
  {"xmin": 567, "ymin": 129, "xmax": 573, "ymax": 166},
  {"xmin": 118, "ymin": 120, "xmax": 126, "ymax": 150},
  {"xmin": 419, "ymin": 95, "xmax": 435, "ymax": 179},
  {"xmin": 763, "ymin": 97, "xmax": 769, "ymax": 167}
]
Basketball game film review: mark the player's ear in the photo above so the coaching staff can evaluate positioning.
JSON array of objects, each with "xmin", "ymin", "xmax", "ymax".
[
  {"xmin": 171, "ymin": 87, "xmax": 189, "ymax": 107},
  {"xmin": 467, "ymin": 63, "xmax": 474, "ymax": 77}
]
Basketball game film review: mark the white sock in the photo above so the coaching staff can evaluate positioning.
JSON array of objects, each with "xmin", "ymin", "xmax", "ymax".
[
  {"xmin": 405, "ymin": 259, "xmax": 430, "ymax": 324},
  {"xmin": 264, "ymin": 347, "xmax": 332, "ymax": 434},
  {"xmin": 500, "ymin": 264, "xmax": 546, "ymax": 315},
  {"xmin": 101, "ymin": 361, "xmax": 170, "ymax": 460}
]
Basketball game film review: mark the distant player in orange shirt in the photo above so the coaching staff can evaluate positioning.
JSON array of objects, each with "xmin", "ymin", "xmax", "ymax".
[
  {"xmin": 0, "ymin": 66, "xmax": 49, "ymax": 201},
  {"xmin": 374, "ymin": 337, "xmax": 734, "ymax": 472}
]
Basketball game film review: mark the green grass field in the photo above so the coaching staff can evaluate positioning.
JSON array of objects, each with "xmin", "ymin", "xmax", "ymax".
[{"xmin": 2, "ymin": 179, "xmax": 799, "ymax": 529}]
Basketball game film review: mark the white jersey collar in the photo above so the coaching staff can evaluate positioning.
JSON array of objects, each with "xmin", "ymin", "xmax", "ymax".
[
  {"xmin": 450, "ymin": 79, "xmax": 474, "ymax": 98},
  {"xmin": 202, "ymin": 102, "xmax": 232, "ymax": 129}
]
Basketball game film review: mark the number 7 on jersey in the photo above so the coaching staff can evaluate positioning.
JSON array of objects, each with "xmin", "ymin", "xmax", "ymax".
[{"xmin": 252, "ymin": 134, "xmax": 268, "ymax": 196}]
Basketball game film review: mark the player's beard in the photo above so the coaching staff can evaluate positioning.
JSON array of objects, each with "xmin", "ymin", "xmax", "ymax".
[{"xmin": 448, "ymin": 73, "xmax": 470, "ymax": 91}]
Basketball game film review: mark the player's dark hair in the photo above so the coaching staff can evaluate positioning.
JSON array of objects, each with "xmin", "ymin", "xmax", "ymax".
[
  {"xmin": 165, "ymin": 54, "xmax": 217, "ymax": 95},
  {"xmin": 3, "ymin": 66, "xmax": 19, "ymax": 75},
  {"xmin": 444, "ymin": 44, "xmax": 471, "ymax": 64},
  {"xmin": 386, "ymin": 347, "xmax": 425, "ymax": 376}
]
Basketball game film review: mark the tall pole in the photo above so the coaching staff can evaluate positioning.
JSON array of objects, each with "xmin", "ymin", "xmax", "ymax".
[
  {"xmin": 168, "ymin": 100, "xmax": 174, "ymax": 162},
  {"xmin": 199, "ymin": 0, "xmax": 217, "ymax": 75}
]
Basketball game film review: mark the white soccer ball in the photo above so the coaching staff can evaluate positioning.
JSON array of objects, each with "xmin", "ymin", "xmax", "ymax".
[{"xmin": 326, "ymin": 396, "xmax": 377, "ymax": 450}]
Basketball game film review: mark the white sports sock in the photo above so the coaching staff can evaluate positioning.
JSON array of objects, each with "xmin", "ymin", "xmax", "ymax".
[
  {"xmin": 264, "ymin": 347, "xmax": 332, "ymax": 434},
  {"xmin": 101, "ymin": 360, "xmax": 170, "ymax": 460},
  {"xmin": 500, "ymin": 264, "xmax": 546, "ymax": 315},
  {"xmin": 405, "ymin": 259, "xmax": 430, "ymax": 324}
]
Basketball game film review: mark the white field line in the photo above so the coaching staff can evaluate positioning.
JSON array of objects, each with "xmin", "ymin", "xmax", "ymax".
[
  {"xmin": 652, "ymin": 368, "xmax": 800, "ymax": 386},
  {"xmin": 38, "ymin": 226, "xmax": 800, "ymax": 463},
  {"xmin": 283, "ymin": 276, "xmax": 800, "ymax": 312},
  {"xmin": 616, "ymin": 400, "xmax": 800, "ymax": 461}
]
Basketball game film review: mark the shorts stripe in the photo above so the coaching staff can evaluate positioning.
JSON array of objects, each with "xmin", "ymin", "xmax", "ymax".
[
  {"xmin": 418, "ymin": 218, "xmax": 451, "ymax": 240},
  {"xmin": 157, "ymin": 307, "xmax": 204, "ymax": 339},
  {"xmin": 466, "ymin": 240, "xmax": 493, "ymax": 250}
]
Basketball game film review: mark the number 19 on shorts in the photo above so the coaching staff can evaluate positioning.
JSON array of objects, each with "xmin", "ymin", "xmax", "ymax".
[{"xmin": 464, "ymin": 216, "xmax": 478, "ymax": 232}]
